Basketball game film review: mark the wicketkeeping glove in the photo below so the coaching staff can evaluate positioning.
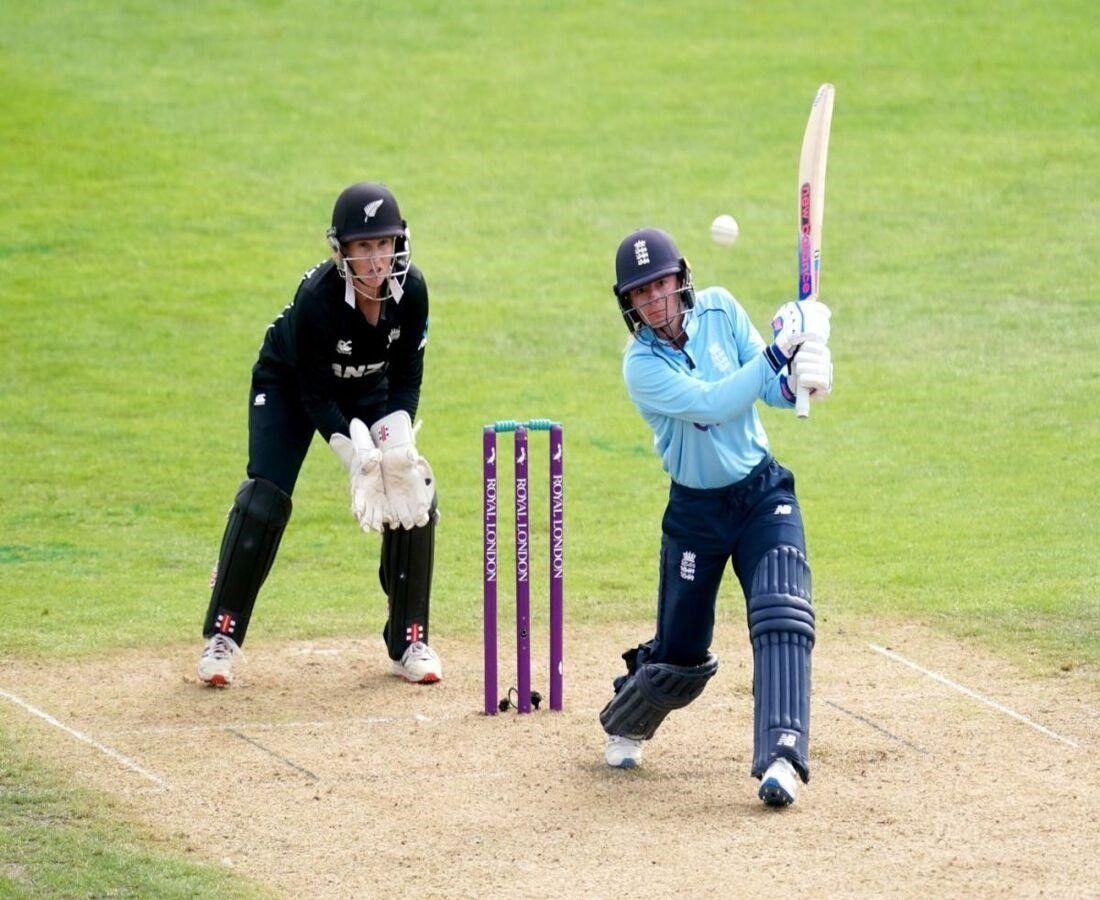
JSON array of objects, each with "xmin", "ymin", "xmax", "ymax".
[
  {"xmin": 370, "ymin": 411, "xmax": 436, "ymax": 530},
  {"xmin": 329, "ymin": 418, "xmax": 390, "ymax": 533}
]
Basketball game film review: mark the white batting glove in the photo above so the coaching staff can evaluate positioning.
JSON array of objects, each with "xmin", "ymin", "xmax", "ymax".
[
  {"xmin": 329, "ymin": 419, "xmax": 390, "ymax": 533},
  {"xmin": 766, "ymin": 300, "xmax": 831, "ymax": 372},
  {"xmin": 370, "ymin": 411, "xmax": 436, "ymax": 530},
  {"xmin": 788, "ymin": 339, "xmax": 833, "ymax": 401}
]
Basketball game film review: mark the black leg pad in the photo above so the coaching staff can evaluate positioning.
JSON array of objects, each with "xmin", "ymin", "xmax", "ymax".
[
  {"xmin": 203, "ymin": 478, "xmax": 292, "ymax": 646},
  {"xmin": 379, "ymin": 509, "xmax": 436, "ymax": 661}
]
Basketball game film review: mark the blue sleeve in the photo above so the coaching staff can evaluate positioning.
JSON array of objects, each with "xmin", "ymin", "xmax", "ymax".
[
  {"xmin": 731, "ymin": 296, "xmax": 794, "ymax": 410},
  {"xmin": 624, "ymin": 347, "xmax": 777, "ymax": 425}
]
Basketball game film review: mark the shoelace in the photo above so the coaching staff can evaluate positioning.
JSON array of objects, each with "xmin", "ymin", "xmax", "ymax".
[
  {"xmin": 404, "ymin": 641, "xmax": 435, "ymax": 662},
  {"xmin": 203, "ymin": 634, "xmax": 241, "ymax": 661}
]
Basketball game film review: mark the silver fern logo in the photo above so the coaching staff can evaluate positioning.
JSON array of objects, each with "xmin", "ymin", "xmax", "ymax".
[{"xmin": 364, "ymin": 199, "xmax": 383, "ymax": 220}]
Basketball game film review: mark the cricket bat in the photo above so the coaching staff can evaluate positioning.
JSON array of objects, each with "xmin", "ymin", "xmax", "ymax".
[{"xmin": 795, "ymin": 83, "xmax": 835, "ymax": 419}]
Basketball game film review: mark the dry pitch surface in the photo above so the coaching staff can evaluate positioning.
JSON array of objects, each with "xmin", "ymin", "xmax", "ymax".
[{"xmin": 2, "ymin": 617, "xmax": 1097, "ymax": 899}]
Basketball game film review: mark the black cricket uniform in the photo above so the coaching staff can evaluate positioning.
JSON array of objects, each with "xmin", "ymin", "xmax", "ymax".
[{"xmin": 248, "ymin": 260, "xmax": 429, "ymax": 496}]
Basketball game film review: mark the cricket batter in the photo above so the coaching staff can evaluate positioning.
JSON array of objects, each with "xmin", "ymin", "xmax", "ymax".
[
  {"xmin": 599, "ymin": 228, "xmax": 832, "ymax": 807},
  {"xmin": 197, "ymin": 182, "xmax": 441, "ymax": 687}
]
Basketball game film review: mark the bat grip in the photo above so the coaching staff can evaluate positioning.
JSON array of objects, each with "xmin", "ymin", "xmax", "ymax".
[{"xmin": 795, "ymin": 384, "xmax": 811, "ymax": 418}]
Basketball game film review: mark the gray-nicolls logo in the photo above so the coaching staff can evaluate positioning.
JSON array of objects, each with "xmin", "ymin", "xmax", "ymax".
[
  {"xmin": 336, "ymin": 339, "xmax": 353, "ymax": 355},
  {"xmin": 253, "ymin": 393, "xmax": 266, "ymax": 407},
  {"xmin": 634, "ymin": 240, "xmax": 650, "ymax": 266},
  {"xmin": 363, "ymin": 199, "xmax": 383, "ymax": 221}
]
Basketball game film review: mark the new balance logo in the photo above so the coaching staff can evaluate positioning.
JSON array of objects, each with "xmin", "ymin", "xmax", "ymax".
[
  {"xmin": 364, "ymin": 199, "xmax": 383, "ymax": 220},
  {"xmin": 778, "ymin": 732, "xmax": 797, "ymax": 748},
  {"xmin": 774, "ymin": 504, "xmax": 792, "ymax": 515},
  {"xmin": 633, "ymin": 240, "xmax": 650, "ymax": 266},
  {"xmin": 680, "ymin": 551, "xmax": 696, "ymax": 581}
]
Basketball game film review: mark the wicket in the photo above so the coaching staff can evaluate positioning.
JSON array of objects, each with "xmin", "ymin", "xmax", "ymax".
[{"xmin": 483, "ymin": 419, "xmax": 564, "ymax": 714}]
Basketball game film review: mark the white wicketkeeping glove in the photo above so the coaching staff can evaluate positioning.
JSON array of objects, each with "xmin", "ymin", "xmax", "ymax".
[
  {"xmin": 328, "ymin": 418, "xmax": 390, "ymax": 533},
  {"xmin": 370, "ymin": 411, "xmax": 436, "ymax": 530},
  {"xmin": 789, "ymin": 339, "xmax": 833, "ymax": 400}
]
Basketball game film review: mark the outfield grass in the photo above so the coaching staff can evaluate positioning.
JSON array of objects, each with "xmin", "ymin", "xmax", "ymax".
[{"xmin": 1, "ymin": 0, "xmax": 1097, "ymax": 892}]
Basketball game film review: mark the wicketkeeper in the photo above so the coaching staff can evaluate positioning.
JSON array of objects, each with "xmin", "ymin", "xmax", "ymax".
[
  {"xmin": 599, "ymin": 228, "xmax": 832, "ymax": 807},
  {"xmin": 197, "ymin": 182, "xmax": 441, "ymax": 687}
]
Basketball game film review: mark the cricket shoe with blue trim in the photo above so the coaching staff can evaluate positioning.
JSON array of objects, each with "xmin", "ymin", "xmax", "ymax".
[
  {"xmin": 759, "ymin": 757, "xmax": 800, "ymax": 807},
  {"xmin": 605, "ymin": 734, "xmax": 644, "ymax": 768}
]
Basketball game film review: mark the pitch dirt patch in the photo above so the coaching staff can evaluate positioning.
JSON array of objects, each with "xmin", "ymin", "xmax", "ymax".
[{"xmin": 1, "ymin": 617, "xmax": 1097, "ymax": 898}]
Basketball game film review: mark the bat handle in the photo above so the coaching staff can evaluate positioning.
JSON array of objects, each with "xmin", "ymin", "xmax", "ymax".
[{"xmin": 795, "ymin": 384, "xmax": 811, "ymax": 419}]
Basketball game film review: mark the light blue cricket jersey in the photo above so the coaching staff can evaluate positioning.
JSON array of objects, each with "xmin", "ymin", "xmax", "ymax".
[{"xmin": 622, "ymin": 286, "xmax": 792, "ymax": 489}]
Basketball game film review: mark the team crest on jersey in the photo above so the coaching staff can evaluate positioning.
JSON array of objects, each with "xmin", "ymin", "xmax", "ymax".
[
  {"xmin": 708, "ymin": 343, "xmax": 732, "ymax": 373},
  {"xmin": 387, "ymin": 327, "xmax": 401, "ymax": 347},
  {"xmin": 633, "ymin": 240, "xmax": 650, "ymax": 266},
  {"xmin": 336, "ymin": 339, "xmax": 352, "ymax": 355},
  {"xmin": 364, "ymin": 199, "xmax": 383, "ymax": 220}
]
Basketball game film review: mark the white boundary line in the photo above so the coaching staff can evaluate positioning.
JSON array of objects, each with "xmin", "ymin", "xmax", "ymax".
[
  {"xmin": 868, "ymin": 644, "xmax": 1080, "ymax": 749},
  {"xmin": 0, "ymin": 687, "xmax": 171, "ymax": 789}
]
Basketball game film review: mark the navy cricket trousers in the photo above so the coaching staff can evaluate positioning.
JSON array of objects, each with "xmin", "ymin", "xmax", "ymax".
[{"xmin": 645, "ymin": 455, "xmax": 807, "ymax": 666}]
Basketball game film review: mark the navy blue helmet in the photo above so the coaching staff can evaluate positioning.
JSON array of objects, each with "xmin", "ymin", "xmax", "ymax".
[{"xmin": 613, "ymin": 228, "xmax": 695, "ymax": 334}]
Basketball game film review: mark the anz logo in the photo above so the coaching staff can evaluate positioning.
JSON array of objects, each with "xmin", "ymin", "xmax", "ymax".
[{"xmin": 332, "ymin": 361, "xmax": 387, "ymax": 379}]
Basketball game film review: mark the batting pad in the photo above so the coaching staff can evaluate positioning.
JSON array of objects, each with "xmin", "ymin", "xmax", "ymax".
[
  {"xmin": 203, "ymin": 478, "xmax": 292, "ymax": 646},
  {"xmin": 600, "ymin": 653, "xmax": 719, "ymax": 740},
  {"xmin": 748, "ymin": 545, "xmax": 814, "ymax": 781}
]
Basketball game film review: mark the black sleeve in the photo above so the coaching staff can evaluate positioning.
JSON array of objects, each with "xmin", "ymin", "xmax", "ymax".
[
  {"xmin": 295, "ymin": 289, "xmax": 349, "ymax": 443},
  {"xmin": 385, "ymin": 272, "xmax": 429, "ymax": 419}
]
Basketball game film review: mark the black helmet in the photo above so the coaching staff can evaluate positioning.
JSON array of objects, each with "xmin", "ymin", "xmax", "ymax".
[
  {"xmin": 612, "ymin": 228, "xmax": 695, "ymax": 334},
  {"xmin": 326, "ymin": 182, "xmax": 412, "ymax": 302},
  {"xmin": 327, "ymin": 182, "xmax": 407, "ymax": 245}
]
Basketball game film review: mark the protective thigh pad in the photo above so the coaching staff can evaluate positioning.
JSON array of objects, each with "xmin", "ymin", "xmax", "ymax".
[
  {"xmin": 748, "ymin": 545, "xmax": 814, "ymax": 780},
  {"xmin": 599, "ymin": 653, "xmax": 719, "ymax": 740},
  {"xmin": 379, "ymin": 510, "xmax": 436, "ymax": 660},
  {"xmin": 204, "ymin": 478, "xmax": 293, "ymax": 644}
]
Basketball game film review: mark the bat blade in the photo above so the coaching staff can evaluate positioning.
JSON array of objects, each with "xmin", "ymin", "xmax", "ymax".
[{"xmin": 795, "ymin": 83, "xmax": 835, "ymax": 419}]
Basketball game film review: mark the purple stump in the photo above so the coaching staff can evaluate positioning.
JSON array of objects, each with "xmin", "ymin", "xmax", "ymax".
[
  {"xmin": 549, "ymin": 424, "xmax": 564, "ymax": 711},
  {"xmin": 514, "ymin": 426, "xmax": 531, "ymax": 713},
  {"xmin": 483, "ymin": 426, "xmax": 498, "ymax": 715}
]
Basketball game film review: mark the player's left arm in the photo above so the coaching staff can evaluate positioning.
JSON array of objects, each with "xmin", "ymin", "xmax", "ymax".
[{"xmin": 384, "ymin": 272, "xmax": 429, "ymax": 419}]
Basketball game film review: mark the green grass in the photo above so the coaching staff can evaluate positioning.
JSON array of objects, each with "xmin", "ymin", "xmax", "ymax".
[
  {"xmin": 1, "ymin": 0, "xmax": 1097, "ymax": 892},
  {"xmin": 0, "ymin": 734, "xmax": 267, "ymax": 898}
]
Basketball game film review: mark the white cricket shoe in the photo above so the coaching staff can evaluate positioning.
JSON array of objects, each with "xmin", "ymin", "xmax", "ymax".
[
  {"xmin": 198, "ymin": 634, "xmax": 241, "ymax": 687},
  {"xmin": 759, "ymin": 757, "xmax": 800, "ymax": 807},
  {"xmin": 605, "ymin": 734, "xmax": 644, "ymax": 769},
  {"xmin": 391, "ymin": 641, "xmax": 442, "ymax": 684}
]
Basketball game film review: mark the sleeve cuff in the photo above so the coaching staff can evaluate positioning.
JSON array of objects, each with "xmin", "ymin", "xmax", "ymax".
[{"xmin": 763, "ymin": 342, "xmax": 790, "ymax": 374}]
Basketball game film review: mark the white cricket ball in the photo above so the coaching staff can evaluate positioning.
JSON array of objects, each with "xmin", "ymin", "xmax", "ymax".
[{"xmin": 710, "ymin": 214, "xmax": 739, "ymax": 247}]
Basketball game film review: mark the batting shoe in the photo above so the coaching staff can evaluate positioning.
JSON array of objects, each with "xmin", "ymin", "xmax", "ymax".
[
  {"xmin": 392, "ymin": 641, "xmax": 442, "ymax": 684},
  {"xmin": 759, "ymin": 757, "xmax": 800, "ymax": 807},
  {"xmin": 198, "ymin": 633, "xmax": 241, "ymax": 687},
  {"xmin": 605, "ymin": 734, "xmax": 644, "ymax": 769}
]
